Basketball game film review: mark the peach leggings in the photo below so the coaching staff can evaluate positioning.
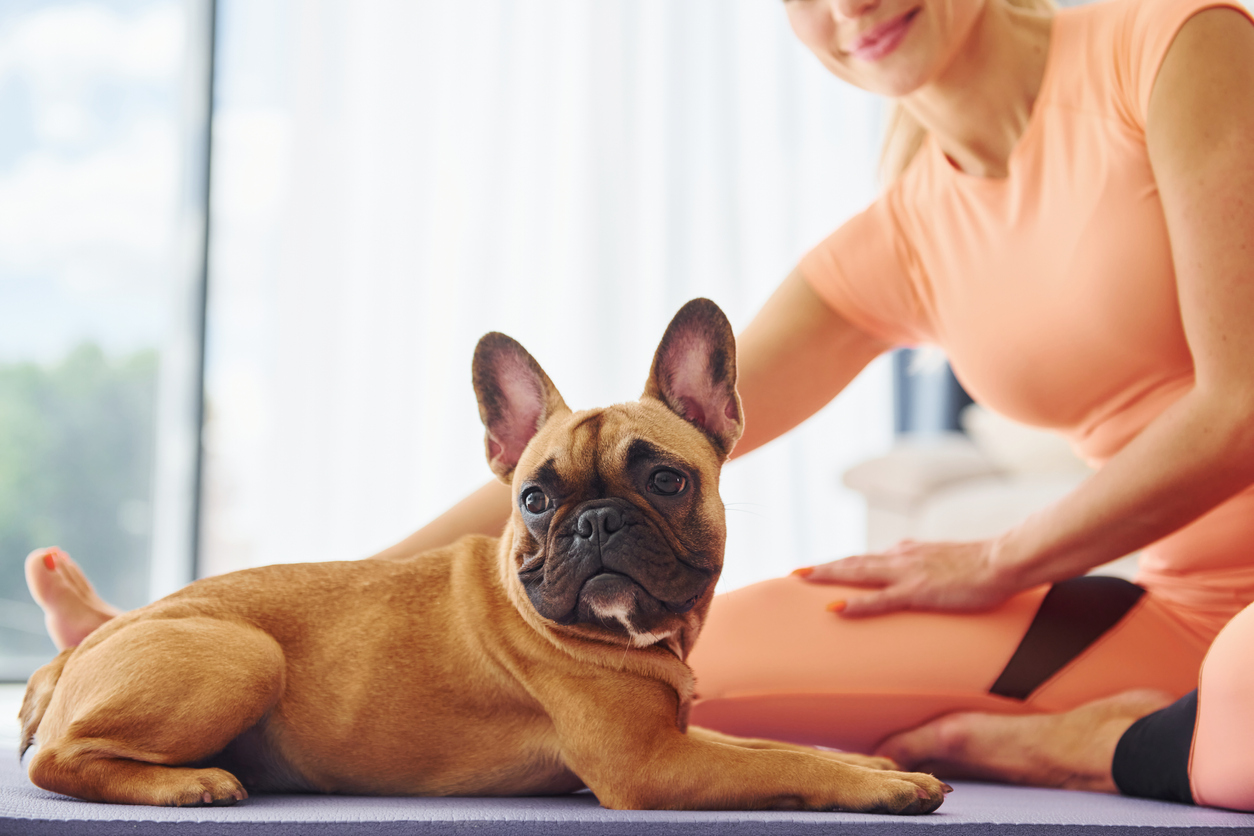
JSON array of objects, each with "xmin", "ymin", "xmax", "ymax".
[{"xmin": 688, "ymin": 576, "xmax": 1253, "ymax": 809}]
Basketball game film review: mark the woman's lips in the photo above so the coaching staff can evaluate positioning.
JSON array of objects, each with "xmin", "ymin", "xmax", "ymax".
[{"xmin": 848, "ymin": 9, "xmax": 919, "ymax": 62}]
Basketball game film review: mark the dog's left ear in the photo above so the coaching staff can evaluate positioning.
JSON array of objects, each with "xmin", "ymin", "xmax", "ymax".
[
  {"xmin": 643, "ymin": 298, "xmax": 744, "ymax": 459},
  {"xmin": 473, "ymin": 333, "xmax": 569, "ymax": 482}
]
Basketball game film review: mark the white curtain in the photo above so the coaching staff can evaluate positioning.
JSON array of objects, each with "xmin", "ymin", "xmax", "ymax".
[{"xmin": 203, "ymin": 0, "xmax": 894, "ymax": 593}]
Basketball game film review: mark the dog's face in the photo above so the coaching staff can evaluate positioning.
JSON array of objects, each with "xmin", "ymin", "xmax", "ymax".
[
  {"xmin": 472, "ymin": 299, "xmax": 742, "ymax": 653},
  {"xmin": 507, "ymin": 400, "xmax": 727, "ymax": 646}
]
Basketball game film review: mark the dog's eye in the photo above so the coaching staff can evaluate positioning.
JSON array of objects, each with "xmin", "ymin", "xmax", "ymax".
[
  {"xmin": 647, "ymin": 469, "xmax": 686, "ymax": 496},
  {"xmin": 521, "ymin": 488, "xmax": 549, "ymax": 514}
]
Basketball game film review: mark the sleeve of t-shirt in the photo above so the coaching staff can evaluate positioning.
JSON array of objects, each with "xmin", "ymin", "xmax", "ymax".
[
  {"xmin": 797, "ymin": 195, "xmax": 928, "ymax": 347},
  {"xmin": 1116, "ymin": 0, "xmax": 1254, "ymax": 130}
]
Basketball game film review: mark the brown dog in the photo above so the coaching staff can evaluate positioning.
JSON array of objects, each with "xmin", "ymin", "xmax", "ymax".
[{"xmin": 19, "ymin": 299, "xmax": 947, "ymax": 814}]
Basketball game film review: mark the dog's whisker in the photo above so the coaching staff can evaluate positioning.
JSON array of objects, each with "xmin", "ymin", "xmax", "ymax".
[{"xmin": 723, "ymin": 507, "xmax": 767, "ymax": 519}]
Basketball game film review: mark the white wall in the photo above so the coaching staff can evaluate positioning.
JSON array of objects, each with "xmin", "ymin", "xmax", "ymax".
[{"xmin": 201, "ymin": 0, "xmax": 894, "ymax": 593}]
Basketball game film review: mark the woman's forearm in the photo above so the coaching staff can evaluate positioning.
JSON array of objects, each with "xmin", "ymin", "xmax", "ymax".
[
  {"xmin": 368, "ymin": 479, "xmax": 513, "ymax": 562},
  {"xmin": 992, "ymin": 386, "xmax": 1254, "ymax": 590}
]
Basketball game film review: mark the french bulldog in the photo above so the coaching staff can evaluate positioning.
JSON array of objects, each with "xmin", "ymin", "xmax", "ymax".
[{"xmin": 20, "ymin": 299, "xmax": 947, "ymax": 814}]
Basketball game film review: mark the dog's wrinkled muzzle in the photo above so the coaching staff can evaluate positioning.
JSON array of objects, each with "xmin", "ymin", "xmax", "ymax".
[{"xmin": 521, "ymin": 499, "xmax": 712, "ymax": 629}]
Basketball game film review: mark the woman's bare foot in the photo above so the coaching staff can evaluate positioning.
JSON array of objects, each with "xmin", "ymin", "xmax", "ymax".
[
  {"xmin": 25, "ymin": 547, "xmax": 123, "ymax": 650},
  {"xmin": 875, "ymin": 690, "xmax": 1178, "ymax": 793}
]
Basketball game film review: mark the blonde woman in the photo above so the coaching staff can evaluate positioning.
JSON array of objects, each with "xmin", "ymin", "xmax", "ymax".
[{"xmin": 29, "ymin": 0, "xmax": 1254, "ymax": 809}]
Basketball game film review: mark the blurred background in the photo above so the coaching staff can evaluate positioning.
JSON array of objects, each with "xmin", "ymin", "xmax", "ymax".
[{"xmin": 0, "ymin": 0, "xmax": 947, "ymax": 680}]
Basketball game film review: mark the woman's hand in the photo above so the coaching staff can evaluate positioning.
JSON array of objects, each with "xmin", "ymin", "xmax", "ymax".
[{"xmin": 795, "ymin": 538, "xmax": 1023, "ymax": 618}]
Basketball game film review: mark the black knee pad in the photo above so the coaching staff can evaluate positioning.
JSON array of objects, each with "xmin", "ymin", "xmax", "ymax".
[{"xmin": 1111, "ymin": 689, "xmax": 1198, "ymax": 804}]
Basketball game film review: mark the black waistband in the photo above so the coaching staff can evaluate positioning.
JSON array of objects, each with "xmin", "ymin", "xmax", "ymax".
[{"xmin": 989, "ymin": 576, "xmax": 1146, "ymax": 701}]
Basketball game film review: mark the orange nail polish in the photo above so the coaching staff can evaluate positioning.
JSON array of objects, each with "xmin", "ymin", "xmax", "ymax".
[
  {"xmin": 826, "ymin": 600, "xmax": 847, "ymax": 613},
  {"xmin": 43, "ymin": 552, "xmax": 56, "ymax": 571},
  {"xmin": 791, "ymin": 567, "xmax": 813, "ymax": 578}
]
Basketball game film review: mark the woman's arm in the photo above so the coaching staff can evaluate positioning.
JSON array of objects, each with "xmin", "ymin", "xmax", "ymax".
[
  {"xmin": 807, "ymin": 9, "xmax": 1254, "ymax": 616},
  {"xmin": 732, "ymin": 270, "xmax": 893, "ymax": 459},
  {"xmin": 367, "ymin": 479, "xmax": 514, "ymax": 561},
  {"xmin": 992, "ymin": 7, "xmax": 1254, "ymax": 584},
  {"xmin": 370, "ymin": 270, "xmax": 891, "ymax": 561}
]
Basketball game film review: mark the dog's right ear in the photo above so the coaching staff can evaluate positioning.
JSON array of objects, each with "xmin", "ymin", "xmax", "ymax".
[{"xmin": 472, "ymin": 333, "xmax": 569, "ymax": 483}]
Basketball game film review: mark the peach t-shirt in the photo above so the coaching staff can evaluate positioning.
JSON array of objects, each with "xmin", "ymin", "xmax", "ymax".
[{"xmin": 799, "ymin": 0, "xmax": 1254, "ymax": 642}]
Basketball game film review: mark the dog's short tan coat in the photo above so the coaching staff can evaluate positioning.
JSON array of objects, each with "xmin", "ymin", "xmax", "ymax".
[{"xmin": 21, "ymin": 300, "xmax": 947, "ymax": 814}]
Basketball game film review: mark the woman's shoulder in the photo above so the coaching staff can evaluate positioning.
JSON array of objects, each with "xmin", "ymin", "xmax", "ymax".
[
  {"xmin": 1059, "ymin": 0, "xmax": 1240, "ymax": 34},
  {"xmin": 1053, "ymin": 0, "xmax": 1251, "ymax": 126}
]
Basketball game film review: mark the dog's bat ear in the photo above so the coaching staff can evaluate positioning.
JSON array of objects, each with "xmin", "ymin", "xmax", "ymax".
[
  {"xmin": 643, "ymin": 298, "xmax": 743, "ymax": 459},
  {"xmin": 473, "ymin": 333, "xmax": 569, "ymax": 483}
]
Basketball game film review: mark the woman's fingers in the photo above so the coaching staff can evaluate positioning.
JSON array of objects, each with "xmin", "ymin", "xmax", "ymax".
[
  {"xmin": 793, "ymin": 538, "xmax": 1014, "ymax": 617},
  {"xmin": 795, "ymin": 553, "xmax": 902, "ymax": 586},
  {"xmin": 794, "ymin": 551, "xmax": 918, "ymax": 617},
  {"xmin": 835, "ymin": 586, "xmax": 912, "ymax": 618}
]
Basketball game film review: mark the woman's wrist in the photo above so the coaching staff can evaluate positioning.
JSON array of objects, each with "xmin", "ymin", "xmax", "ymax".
[
  {"xmin": 985, "ymin": 530, "xmax": 1050, "ymax": 594},
  {"xmin": 986, "ymin": 514, "xmax": 1112, "ymax": 592}
]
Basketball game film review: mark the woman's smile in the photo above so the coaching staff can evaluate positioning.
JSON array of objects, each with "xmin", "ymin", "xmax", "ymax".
[
  {"xmin": 784, "ymin": 0, "xmax": 969, "ymax": 97},
  {"xmin": 847, "ymin": 8, "xmax": 922, "ymax": 62}
]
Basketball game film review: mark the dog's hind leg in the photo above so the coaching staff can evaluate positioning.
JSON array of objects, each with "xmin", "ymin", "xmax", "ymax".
[{"xmin": 27, "ymin": 616, "xmax": 285, "ymax": 806}]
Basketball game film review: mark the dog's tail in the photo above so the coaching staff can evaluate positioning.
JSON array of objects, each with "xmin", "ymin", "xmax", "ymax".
[{"xmin": 19, "ymin": 648, "xmax": 73, "ymax": 759}]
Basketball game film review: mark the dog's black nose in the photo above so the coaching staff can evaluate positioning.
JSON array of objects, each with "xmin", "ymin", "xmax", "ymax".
[{"xmin": 576, "ymin": 505, "xmax": 624, "ymax": 539}]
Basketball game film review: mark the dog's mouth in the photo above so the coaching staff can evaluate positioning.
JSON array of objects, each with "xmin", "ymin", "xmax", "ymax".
[
  {"xmin": 571, "ymin": 571, "xmax": 703, "ymax": 630},
  {"xmin": 576, "ymin": 572, "xmax": 639, "ymax": 622},
  {"xmin": 517, "ymin": 504, "xmax": 717, "ymax": 632}
]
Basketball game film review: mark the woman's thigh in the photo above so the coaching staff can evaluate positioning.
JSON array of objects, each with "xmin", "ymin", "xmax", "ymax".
[{"xmin": 688, "ymin": 576, "xmax": 1207, "ymax": 753}]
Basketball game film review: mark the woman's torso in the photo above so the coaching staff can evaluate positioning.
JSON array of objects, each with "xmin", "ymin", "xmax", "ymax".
[{"xmin": 798, "ymin": 0, "xmax": 1254, "ymax": 641}]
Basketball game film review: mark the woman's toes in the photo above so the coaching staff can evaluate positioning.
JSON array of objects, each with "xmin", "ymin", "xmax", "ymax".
[
  {"xmin": 25, "ymin": 548, "xmax": 68, "ymax": 607},
  {"xmin": 24, "ymin": 546, "xmax": 120, "ymax": 650}
]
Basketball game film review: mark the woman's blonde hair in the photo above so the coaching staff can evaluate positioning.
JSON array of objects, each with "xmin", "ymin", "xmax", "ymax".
[{"xmin": 878, "ymin": 0, "xmax": 1058, "ymax": 185}]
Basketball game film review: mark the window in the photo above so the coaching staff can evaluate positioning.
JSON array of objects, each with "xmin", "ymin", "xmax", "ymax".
[{"xmin": 0, "ymin": 0, "xmax": 213, "ymax": 679}]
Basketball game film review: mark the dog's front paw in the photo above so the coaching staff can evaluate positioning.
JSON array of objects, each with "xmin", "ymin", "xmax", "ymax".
[{"xmin": 827, "ymin": 768, "xmax": 951, "ymax": 815}]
